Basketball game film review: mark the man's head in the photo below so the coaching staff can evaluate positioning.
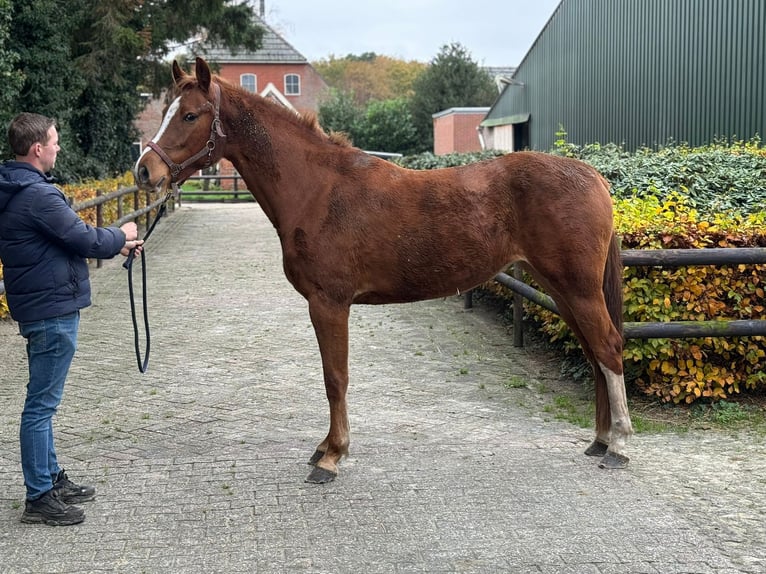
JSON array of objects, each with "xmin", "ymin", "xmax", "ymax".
[{"xmin": 7, "ymin": 112, "xmax": 60, "ymax": 173}]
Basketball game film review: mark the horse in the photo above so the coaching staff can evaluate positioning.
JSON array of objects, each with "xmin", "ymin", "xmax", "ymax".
[{"xmin": 134, "ymin": 57, "xmax": 633, "ymax": 483}]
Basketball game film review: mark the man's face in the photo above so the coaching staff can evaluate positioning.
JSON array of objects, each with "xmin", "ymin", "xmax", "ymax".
[{"xmin": 39, "ymin": 126, "xmax": 60, "ymax": 172}]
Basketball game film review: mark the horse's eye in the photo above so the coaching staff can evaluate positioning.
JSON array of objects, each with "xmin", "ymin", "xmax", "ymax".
[{"xmin": 183, "ymin": 113, "xmax": 198, "ymax": 122}]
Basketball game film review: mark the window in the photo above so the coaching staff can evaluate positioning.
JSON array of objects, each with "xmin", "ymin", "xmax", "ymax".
[
  {"xmin": 284, "ymin": 74, "xmax": 300, "ymax": 95},
  {"xmin": 240, "ymin": 74, "xmax": 257, "ymax": 93}
]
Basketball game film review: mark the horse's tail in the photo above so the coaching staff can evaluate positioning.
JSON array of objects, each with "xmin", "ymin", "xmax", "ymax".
[
  {"xmin": 603, "ymin": 232, "xmax": 624, "ymax": 336},
  {"xmin": 595, "ymin": 232, "xmax": 624, "ymax": 436}
]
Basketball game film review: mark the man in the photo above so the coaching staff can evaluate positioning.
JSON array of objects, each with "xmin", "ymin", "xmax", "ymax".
[{"xmin": 0, "ymin": 112, "xmax": 143, "ymax": 526}]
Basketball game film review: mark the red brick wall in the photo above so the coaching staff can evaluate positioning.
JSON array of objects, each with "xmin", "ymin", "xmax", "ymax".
[
  {"xmin": 433, "ymin": 110, "xmax": 486, "ymax": 155},
  {"xmin": 433, "ymin": 114, "xmax": 456, "ymax": 155},
  {"xmin": 218, "ymin": 63, "xmax": 328, "ymax": 114},
  {"xmin": 452, "ymin": 114, "xmax": 483, "ymax": 153}
]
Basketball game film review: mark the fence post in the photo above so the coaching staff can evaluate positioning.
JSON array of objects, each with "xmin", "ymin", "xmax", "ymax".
[
  {"xmin": 96, "ymin": 190, "xmax": 103, "ymax": 269},
  {"xmin": 145, "ymin": 190, "xmax": 151, "ymax": 230},
  {"xmin": 512, "ymin": 264, "xmax": 524, "ymax": 347}
]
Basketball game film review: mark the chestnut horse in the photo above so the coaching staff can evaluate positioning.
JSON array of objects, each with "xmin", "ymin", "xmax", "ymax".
[{"xmin": 134, "ymin": 57, "xmax": 633, "ymax": 483}]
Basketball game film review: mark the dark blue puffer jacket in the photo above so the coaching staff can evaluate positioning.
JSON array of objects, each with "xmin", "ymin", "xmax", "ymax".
[{"xmin": 0, "ymin": 161, "xmax": 126, "ymax": 322}]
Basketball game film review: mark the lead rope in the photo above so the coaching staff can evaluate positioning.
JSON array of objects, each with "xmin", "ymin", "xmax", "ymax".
[{"xmin": 123, "ymin": 187, "xmax": 175, "ymax": 373}]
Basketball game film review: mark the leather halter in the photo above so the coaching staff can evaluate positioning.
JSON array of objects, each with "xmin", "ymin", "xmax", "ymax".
[{"xmin": 147, "ymin": 82, "xmax": 226, "ymax": 182}]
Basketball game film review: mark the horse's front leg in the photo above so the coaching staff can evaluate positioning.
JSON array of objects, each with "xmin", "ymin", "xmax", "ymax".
[{"xmin": 305, "ymin": 297, "xmax": 351, "ymax": 484}]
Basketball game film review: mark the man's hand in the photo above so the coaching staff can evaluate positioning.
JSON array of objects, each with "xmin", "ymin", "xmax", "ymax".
[
  {"xmin": 120, "ymin": 239, "xmax": 144, "ymax": 258},
  {"xmin": 120, "ymin": 221, "xmax": 139, "ymax": 241},
  {"xmin": 119, "ymin": 222, "xmax": 143, "ymax": 257}
]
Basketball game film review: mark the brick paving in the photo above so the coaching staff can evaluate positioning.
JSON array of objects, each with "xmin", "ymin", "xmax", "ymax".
[{"xmin": 0, "ymin": 202, "xmax": 764, "ymax": 573}]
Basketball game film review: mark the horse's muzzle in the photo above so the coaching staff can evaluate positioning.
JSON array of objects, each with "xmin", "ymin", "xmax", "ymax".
[{"xmin": 134, "ymin": 164, "xmax": 167, "ymax": 193}]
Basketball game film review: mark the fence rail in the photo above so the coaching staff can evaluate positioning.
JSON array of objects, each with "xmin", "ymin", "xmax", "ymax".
[
  {"xmin": 179, "ymin": 174, "xmax": 253, "ymax": 202},
  {"xmin": 70, "ymin": 185, "xmax": 176, "ymax": 265},
  {"xmin": 466, "ymin": 247, "xmax": 766, "ymax": 346}
]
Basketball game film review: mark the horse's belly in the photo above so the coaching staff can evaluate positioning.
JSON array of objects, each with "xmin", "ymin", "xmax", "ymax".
[{"xmin": 353, "ymin": 265, "xmax": 499, "ymax": 305}]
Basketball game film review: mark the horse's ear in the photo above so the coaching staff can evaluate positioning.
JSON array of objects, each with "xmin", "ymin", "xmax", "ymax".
[
  {"xmin": 171, "ymin": 60, "xmax": 185, "ymax": 86},
  {"xmin": 195, "ymin": 57, "xmax": 212, "ymax": 93}
]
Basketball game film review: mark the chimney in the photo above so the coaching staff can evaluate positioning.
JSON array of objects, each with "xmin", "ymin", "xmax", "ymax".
[{"xmin": 260, "ymin": 0, "xmax": 265, "ymax": 18}]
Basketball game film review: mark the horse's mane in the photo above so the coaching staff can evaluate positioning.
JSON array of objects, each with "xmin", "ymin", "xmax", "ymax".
[{"xmin": 174, "ymin": 73, "xmax": 352, "ymax": 148}]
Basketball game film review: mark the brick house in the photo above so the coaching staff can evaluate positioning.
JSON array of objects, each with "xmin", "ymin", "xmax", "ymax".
[
  {"xmin": 199, "ymin": 6, "xmax": 328, "ymax": 116},
  {"xmin": 197, "ymin": 5, "xmax": 329, "ymax": 187}
]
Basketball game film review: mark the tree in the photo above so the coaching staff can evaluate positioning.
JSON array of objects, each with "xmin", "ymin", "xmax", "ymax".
[
  {"xmin": 318, "ymin": 92, "xmax": 419, "ymax": 155},
  {"xmin": 2, "ymin": 0, "xmax": 265, "ymax": 181},
  {"xmin": 318, "ymin": 88, "xmax": 364, "ymax": 144},
  {"xmin": 0, "ymin": 0, "xmax": 23, "ymax": 131},
  {"xmin": 409, "ymin": 42, "xmax": 497, "ymax": 152},
  {"xmin": 356, "ymin": 99, "xmax": 419, "ymax": 155},
  {"xmin": 315, "ymin": 53, "xmax": 430, "ymax": 155},
  {"xmin": 314, "ymin": 53, "xmax": 425, "ymax": 106},
  {"xmin": 2, "ymin": 0, "xmax": 87, "ymax": 174}
]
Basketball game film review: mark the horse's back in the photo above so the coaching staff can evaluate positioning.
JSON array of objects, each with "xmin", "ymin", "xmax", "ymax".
[
  {"xmin": 494, "ymin": 151, "xmax": 610, "ymax": 203},
  {"xmin": 493, "ymin": 151, "xmax": 614, "ymax": 237}
]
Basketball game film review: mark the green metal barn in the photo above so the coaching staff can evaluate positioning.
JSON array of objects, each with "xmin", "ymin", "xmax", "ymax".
[{"xmin": 480, "ymin": 0, "xmax": 766, "ymax": 152}]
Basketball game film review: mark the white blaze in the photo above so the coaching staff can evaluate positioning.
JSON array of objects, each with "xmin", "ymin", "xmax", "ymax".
[{"xmin": 134, "ymin": 96, "xmax": 182, "ymax": 169}]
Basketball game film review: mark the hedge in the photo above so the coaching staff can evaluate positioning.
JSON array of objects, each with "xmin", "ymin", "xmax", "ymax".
[{"xmin": 499, "ymin": 193, "xmax": 766, "ymax": 404}]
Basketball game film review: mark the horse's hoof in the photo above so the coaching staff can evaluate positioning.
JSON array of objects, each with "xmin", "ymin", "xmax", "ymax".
[
  {"xmin": 308, "ymin": 449, "xmax": 324, "ymax": 466},
  {"xmin": 305, "ymin": 465, "xmax": 337, "ymax": 484},
  {"xmin": 598, "ymin": 451, "xmax": 629, "ymax": 469},
  {"xmin": 584, "ymin": 439, "xmax": 609, "ymax": 457}
]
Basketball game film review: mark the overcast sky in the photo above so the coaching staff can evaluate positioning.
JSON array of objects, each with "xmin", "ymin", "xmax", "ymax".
[{"xmin": 261, "ymin": 1, "xmax": 562, "ymax": 67}]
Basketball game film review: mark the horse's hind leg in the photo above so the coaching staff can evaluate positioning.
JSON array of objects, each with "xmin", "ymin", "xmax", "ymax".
[
  {"xmin": 305, "ymin": 298, "xmax": 351, "ymax": 483},
  {"xmin": 530, "ymin": 253, "xmax": 631, "ymax": 468},
  {"xmin": 554, "ymin": 295, "xmax": 632, "ymax": 468}
]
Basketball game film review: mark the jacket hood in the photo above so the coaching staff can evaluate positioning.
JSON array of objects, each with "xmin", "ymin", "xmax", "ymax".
[{"xmin": 0, "ymin": 161, "xmax": 50, "ymax": 213}]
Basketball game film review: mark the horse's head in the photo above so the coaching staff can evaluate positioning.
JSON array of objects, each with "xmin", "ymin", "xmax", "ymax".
[{"xmin": 134, "ymin": 57, "xmax": 226, "ymax": 193}]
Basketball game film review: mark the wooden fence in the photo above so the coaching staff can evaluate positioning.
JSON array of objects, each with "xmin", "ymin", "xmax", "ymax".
[
  {"xmin": 71, "ymin": 185, "xmax": 177, "ymax": 269},
  {"xmin": 178, "ymin": 174, "xmax": 252, "ymax": 202}
]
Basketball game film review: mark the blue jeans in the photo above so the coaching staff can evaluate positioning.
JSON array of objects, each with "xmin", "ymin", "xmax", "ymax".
[{"xmin": 18, "ymin": 311, "xmax": 80, "ymax": 501}]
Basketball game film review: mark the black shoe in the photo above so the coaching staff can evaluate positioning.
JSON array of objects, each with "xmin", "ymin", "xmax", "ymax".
[
  {"xmin": 21, "ymin": 489, "xmax": 85, "ymax": 526},
  {"xmin": 52, "ymin": 469, "xmax": 96, "ymax": 504}
]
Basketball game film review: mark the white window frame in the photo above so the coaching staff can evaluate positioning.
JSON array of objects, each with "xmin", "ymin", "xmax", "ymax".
[
  {"xmin": 284, "ymin": 73, "xmax": 300, "ymax": 96},
  {"xmin": 240, "ymin": 73, "xmax": 257, "ymax": 93}
]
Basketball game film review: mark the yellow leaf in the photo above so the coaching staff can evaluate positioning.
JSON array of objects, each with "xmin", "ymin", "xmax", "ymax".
[{"xmin": 662, "ymin": 361, "xmax": 677, "ymax": 375}]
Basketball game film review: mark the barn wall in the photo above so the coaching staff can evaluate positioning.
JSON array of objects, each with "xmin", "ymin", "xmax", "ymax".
[{"xmin": 486, "ymin": 0, "xmax": 766, "ymax": 151}]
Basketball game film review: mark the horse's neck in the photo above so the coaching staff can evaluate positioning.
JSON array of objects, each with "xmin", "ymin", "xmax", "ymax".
[{"xmin": 223, "ymin": 103, "xmax": 324, "ymax": 229}]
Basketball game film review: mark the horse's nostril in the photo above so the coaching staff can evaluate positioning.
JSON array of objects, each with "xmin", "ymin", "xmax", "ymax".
[{"xmin": 137, "ymin": 165, "xmax": 149, "ymax": 184}]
